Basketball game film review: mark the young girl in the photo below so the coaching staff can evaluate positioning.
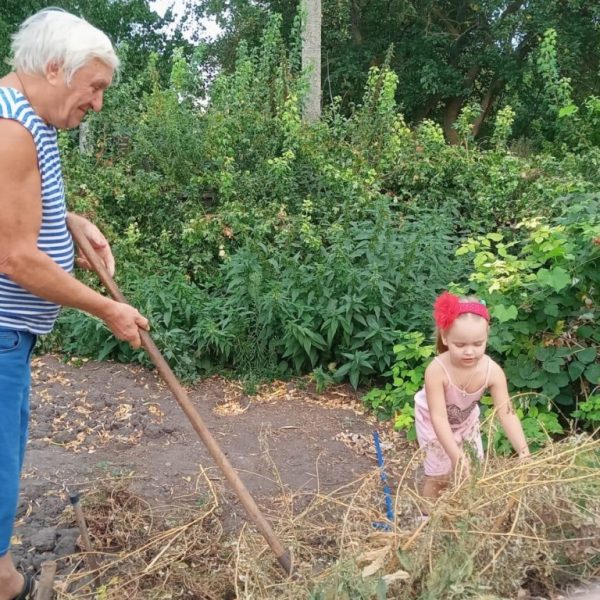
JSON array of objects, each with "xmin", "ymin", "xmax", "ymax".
[{"xmin": 415, "ymin": 291, "xmax": 530, "ymax": 498}]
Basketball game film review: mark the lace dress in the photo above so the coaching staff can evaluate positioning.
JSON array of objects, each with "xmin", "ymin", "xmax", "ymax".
[{"xmin": 414, "ymin": 356, "xmax": 491, "ymax": 476}]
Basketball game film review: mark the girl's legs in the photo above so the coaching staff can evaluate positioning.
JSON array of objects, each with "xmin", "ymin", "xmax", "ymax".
[
  {"xmin": 419, "ymin": 438, "xmax": 452, "ymax": 500},
  {"xmin": 422, "ymin": 473, "xmax": 450, "ymax": 499}
]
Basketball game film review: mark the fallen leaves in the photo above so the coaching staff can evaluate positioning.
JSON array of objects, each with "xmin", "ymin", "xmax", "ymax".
[
  {"xmin": 357, "ymin": 532, "xmax": 409, "ymax": 583},
  {"xmin": 29, "ymin": 358, "xmax": 167, "ymax": 453}
]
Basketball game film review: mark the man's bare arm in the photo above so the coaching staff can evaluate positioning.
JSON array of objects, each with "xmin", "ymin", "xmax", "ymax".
[{"xmin": 0, "ymin": 120, "xmax": 147, "ymax": 346}]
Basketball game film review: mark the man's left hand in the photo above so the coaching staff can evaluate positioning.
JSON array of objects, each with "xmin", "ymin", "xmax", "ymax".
[{"xmin": 69, "ymin": 213, "xmax": 115, "ymax": 276}]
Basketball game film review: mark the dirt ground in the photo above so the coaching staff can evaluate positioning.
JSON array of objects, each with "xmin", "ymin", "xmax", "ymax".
[
  {"xmin": 15, "ymin": 354, "xmax": 397, "ymax": 572},
  {"xmin": 13, "ymin": 354, "xmax": 597, "ymax": 599}
]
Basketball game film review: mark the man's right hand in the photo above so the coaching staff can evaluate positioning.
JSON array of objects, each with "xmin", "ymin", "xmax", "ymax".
[{"xmin": 103, "ymin": 301, "xmax": 149, "ymax": 349}]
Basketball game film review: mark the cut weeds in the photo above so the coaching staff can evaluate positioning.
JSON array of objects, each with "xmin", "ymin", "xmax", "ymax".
[{"xmin": 54, "ymin": 436, "xmax": 599, "ymax": 599}]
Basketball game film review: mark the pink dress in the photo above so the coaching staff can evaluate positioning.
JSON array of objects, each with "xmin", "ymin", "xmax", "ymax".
[{"xmin": 415, "ymin": 356, "xmax": 491, "ymax": 476}]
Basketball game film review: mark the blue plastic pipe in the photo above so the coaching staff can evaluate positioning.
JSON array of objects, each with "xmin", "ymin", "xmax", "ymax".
[{"xmin": 373, "ymin": 430, "xmax": 395, "ymax": 525}]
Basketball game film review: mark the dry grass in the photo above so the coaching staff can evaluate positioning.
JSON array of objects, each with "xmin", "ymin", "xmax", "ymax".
[{"xmin": 53, "ymin": 435, "xmax": 600, "ymax": 600}]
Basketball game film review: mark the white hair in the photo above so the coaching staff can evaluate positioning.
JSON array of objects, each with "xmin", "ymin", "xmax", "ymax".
[{"xmin": 10, "ymin": 8, "xmax": 119, "ymax": 83}]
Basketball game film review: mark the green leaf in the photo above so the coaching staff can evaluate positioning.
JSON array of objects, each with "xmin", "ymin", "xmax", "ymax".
[
  {"xmin": 349, "ymin": 369, "xmax": 360, "ymax": 390},
  {"xmin": 554, "ymin": 393, "xmax": 574, "ymax": 406},
  {"xmin": 568, "ymin": 360, "xmax": 586, "ymax": 380},
  {"xmin": 554, "ymin": 347, "xmax": 572, "ymax": 358},
  {"xmin": 550, "ymin": 371, "xmax": 569, "ymax": 387},
  {"xmin": 492, "ymin": 304, "xmax": 518, "ymax": 322},
  {"xmin": 578, "ymin": 347, "xmax": 597, "ymax": 364},
  {"xmin": 334, "ymin": 363, "xmax": 352, "ymax": 379},
  {"xmin": 541, "ymin": 381, "xmax": 560, "ymax": 398},
  {"xmin": 305, "ymin": 329, "xmax": 327, "ymax": 349},
  {"xmin": 513, "ymin": 321, "xmax": 532, "ymax": 334},
  {"xmin": 536, "ymin": 267, "xmax": 570, "ymax": 292},
  {"xmin": 558, "ymin": 104, "xmax": 578, "ymax": 118},
  {"xmin": 584, "ymin": 364, "xmax": 600, "ymax": 385},
  {"xmin": 97, "ymin": 338, "xmax": 119, "ymax": 361},
  {"xmin": 326, "ymin": 320, "xmax": 338, "ymax": 346},
  {"xmin": 542, "ymin": 358, "xmax": 563, "ymax": 374},
  {"xmin": 525, "ymin": 377, "xmax": 545, "ymax": 389},
  {"xmin": 577, "ymin": 325, "xmax": 594, "ymax": 339},
  {"xmin": 535, "ymin": 347, "xmax": 555, "ymax": 361},
  {"xmin": 543, "ymin": 303, "xmax": 559, "ymax": 317}
]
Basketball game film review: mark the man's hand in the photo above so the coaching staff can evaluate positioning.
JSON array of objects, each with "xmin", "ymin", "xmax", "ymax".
[
  {"xmin": 69, "ymin": 213, "xmax": 115, "ymax": 276},
  {"xmin": 103, "ymin": 301, "xmax": 149, "ymax": 349}
]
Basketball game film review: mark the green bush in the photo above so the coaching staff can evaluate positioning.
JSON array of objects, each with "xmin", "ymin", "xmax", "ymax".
[
  {"xmin": 458, "ymin": 193, "xmax": 599, "ymax": 414},
  {"xmin": 44, "ymin": 14, "xmax": 600, "ymax": 417}
]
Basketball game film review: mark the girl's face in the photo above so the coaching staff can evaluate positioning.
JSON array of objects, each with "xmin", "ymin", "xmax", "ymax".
[{"xmin": 441, "ymin": 314, "xmax": 489, "ymax": 367}]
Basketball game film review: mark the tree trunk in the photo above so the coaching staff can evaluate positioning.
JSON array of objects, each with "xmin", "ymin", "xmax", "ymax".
[
  {"xmin": 351, "ymin": 0, "xmax": 363, "ymax": 46},
  {"xmin": 472, "ymin": 79, "xmax": 505, "ymax": 138},
  {"xmin": 443, "ymin": 65, "xmax": 481, "ymax": 143},
  {"xmin": 442, "ymin": 97, "xmax": 463, "ymax": 145},
  {"xmin": 301, "ymin": 0, "xmax": 322, "ymax": 123}
]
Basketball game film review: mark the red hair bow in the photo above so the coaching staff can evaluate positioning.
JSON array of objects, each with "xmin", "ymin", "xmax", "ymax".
[
  {"xmin": 433, "ymin": 291, "xmax": 490, "ymax": 330},
  {"xmin": 434, "ymin": 292, "xmax": 461, "ymax": 330}
]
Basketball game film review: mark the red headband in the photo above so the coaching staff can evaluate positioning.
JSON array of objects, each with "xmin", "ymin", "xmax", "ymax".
[{"xmin": 433, "ymin": 291, "xmax": 490, "ymax": 330}]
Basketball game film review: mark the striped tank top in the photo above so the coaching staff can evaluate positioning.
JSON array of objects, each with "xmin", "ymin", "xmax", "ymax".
[{"xmin": 0, "ymin": 87, "xmax": 75, "ymax": 334}]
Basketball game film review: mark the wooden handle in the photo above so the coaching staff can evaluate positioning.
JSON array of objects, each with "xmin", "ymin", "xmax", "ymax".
[
  {"xmin": 67, "ymin": 215, "xmax": 292, "ymax": 575},
  {"xmin": 70, "ymin": 493, "xmax": 101, "ymax": 576},
  {"xmin": 35, "ymin": 561, "xmax": 57, "ymax": 600}
]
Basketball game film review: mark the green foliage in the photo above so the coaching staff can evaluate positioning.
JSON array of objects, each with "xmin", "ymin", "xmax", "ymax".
[
  {"xmin": 51, "ymin": 36, "xmax": 473, "ymax": 385},
  {"xmin": 362, "ymin": 332, "xmax": 434, "ymax": 431},
  {"xmin": 481, "ymin": 395, "xmax": 564, "ymax": 454},
  {"xmin": 214, "ymin": 201, "xmax": 459, "ymax": 386},
  {"xmin": 194, "ymin": 0, "xmax": 600, "ymax": 148},
  {"xmin": 572, "ymin": 395, "xmax": 600, "ymax": 429},
  {"xmin": 457, "ymin": 193, "xmax": 600, "ymax": 424},
  {"xmin": 36, "ymin": 11, "xmax": 599, "ymax": 446},
  {"xmin": 490, "ymin": 105, "xmax": 516, "ymax": 150}
]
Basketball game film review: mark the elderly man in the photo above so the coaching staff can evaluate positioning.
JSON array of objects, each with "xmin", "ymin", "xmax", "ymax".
[{"xmin": 0, "ymin": 9, "xmax": 148, "ymax": 598}]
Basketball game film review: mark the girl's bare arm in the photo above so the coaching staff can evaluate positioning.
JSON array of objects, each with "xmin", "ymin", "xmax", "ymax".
[{"xmin": 489, "ymin": 361, "xmax": 530, "ymax": 457}]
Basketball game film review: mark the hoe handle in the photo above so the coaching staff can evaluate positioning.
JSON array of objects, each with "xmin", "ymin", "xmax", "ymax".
[{"xmin": 68, "ymin": 215, "xmax": 292, "ymax": 575}]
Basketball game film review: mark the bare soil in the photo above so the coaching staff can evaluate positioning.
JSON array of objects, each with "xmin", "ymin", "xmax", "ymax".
[{"xmin": 15, "ymin": 354, "xmax": 393, "ymax": 573}]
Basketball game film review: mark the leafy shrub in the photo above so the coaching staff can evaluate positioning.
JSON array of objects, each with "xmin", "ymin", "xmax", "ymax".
[
  {"xmin": 362, "ymin": 332, "xmax": 434, "ymax": 431},
  {"xmin": 572, "ymin": 395, "xmax": 600, "ymax": 429},
  {"xmin": 46, "ymin": 14, "xmax": 600, "ymax": 407},
  {"xmin": 458, "ymin": 193, "xmax": 599, "ymax": 412}
]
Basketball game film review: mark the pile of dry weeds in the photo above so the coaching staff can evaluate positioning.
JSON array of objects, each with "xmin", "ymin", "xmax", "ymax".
[
  {"xmin": 55, "ymin": 436, "xmax": 599, "ymax": 599},
  {"xmin": 55, "ymin": 469, "xmax": 234, "ymax": 599}
]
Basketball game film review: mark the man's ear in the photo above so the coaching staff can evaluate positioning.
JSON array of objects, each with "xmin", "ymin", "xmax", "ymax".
[
  {"xmin": 441, "ymin": 332, "xmax": 448, "ymax": 346},
  {"xmin": 45, "ymin": 61, "xmax": 63, "ymax": 85}
]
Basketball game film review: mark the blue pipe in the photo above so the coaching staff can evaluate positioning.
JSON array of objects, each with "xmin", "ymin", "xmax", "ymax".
[{"xmin": 373, "ymin": 430, "xmax": 395, "ymax": 524}]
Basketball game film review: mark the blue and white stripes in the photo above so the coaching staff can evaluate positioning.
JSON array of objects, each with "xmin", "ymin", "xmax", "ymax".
[{"xmin": 0, "ymin": 87, "xmax": 74, "ymax": 334}]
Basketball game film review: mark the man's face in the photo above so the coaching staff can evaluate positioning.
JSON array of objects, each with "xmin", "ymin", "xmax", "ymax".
[{"xmin": 47, "ymin": 58, "xmax": 114, "ymax": 129}]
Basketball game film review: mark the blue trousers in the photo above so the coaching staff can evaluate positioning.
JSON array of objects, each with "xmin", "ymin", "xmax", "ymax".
[{"xmin": 0, "ymin": 328, "xmax": 36, "ymax": 556}]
